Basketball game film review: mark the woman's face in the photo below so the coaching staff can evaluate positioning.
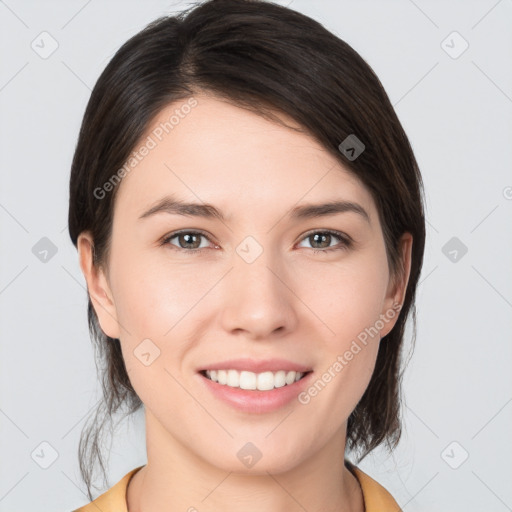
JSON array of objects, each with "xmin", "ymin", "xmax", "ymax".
[{"xmin": 79, "ymin": 94, "xmax": 410, "ymax": 474}]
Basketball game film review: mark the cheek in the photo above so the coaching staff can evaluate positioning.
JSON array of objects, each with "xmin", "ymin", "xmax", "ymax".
[
  {"xmin": 292, "ymin": 249, "xmax": 388, "ymax": 412},
  {"xmin": 110, "ymin": 256, "xmax": 201, "ymax": 411},
  {"xmin": 297, "ymin": 259, "xmax": 385, "ymax": 426},
  {"xmin": 298, "ymin": 249, "xmax": 390, "ymax": 349},
  {"xmin": 109, "ymin": 249, "xmax": 225, "ymax": 404},
  {"xmin": 111, "ymin": 248, "xmax": 213, "ymax": 339}
]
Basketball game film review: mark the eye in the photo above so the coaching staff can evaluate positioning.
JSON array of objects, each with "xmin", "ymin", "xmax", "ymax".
[
  {"xmin": 297, "ymin": 229, "xmax": 352, "ymax": 254},
  {"xmin": 162, "ymin": 230, "xmax": 216, "ymax": 254},
  {"xmin": 161, "ymin": 229, "xmax": 352, "ymax": 255}
]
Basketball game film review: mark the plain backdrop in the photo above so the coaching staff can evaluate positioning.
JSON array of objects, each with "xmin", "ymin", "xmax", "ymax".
[{"xmin": 1, "ymin": 1, "xmax": 511, "ymax": 511}]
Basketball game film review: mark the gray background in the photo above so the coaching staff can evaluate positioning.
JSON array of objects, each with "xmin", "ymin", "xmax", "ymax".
[{"xmin": 1, "ymin": 0, "xmax": 511, "ymax": 510}]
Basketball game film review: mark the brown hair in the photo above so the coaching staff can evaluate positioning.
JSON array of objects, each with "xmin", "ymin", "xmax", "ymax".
[{"xmin": 68, "ymin": 0, "xmax": 425, "ymax": 499}]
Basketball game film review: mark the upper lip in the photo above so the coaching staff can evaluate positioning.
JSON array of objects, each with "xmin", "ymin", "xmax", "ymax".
[{"xmin": 199, "ymin": 358, "xmax": 312, "ymax": 373}]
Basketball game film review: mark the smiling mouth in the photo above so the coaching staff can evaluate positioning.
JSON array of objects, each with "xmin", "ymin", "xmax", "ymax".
[{"xmin": 199, "ymin": 369, "xmax": 313, "ymax": 391}]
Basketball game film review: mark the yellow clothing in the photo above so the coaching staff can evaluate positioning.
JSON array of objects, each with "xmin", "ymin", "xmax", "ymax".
[{"xmin": 73, "ymin": 463, "xmax": 401, "ymax": 511}]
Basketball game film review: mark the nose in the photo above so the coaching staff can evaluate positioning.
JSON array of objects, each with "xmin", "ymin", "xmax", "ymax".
[{"xmin": 220, "ymin": 248, "xmax": 298, "ymax": 340}]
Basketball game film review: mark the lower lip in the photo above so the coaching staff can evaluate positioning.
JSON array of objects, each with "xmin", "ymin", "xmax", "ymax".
[{"xmin": 198, "ymin": 372, "xmax": 314, "ymax": 413}]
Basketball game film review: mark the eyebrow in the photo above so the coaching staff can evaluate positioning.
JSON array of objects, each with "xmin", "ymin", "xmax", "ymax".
[{"xmin": 138, "ymin": 195, "xmax": 370, "ymax": 224}]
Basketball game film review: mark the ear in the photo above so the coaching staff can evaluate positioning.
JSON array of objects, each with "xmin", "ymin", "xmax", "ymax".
[
  {"xmin": 379, "ymin": 232, "xmax": 413, "ymax": 338},
  {"xmin": 77, "ymin": 231, "xmax": 121, "ymax": 340}
]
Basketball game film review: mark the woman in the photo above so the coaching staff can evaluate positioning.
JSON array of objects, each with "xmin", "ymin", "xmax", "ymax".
[{"xmin": 69, "ymin": 0, "xmax": 425, "ymax": 510}]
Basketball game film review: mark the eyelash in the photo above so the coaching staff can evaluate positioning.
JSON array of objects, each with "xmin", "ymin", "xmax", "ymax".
[{"xmin": 160, "ymin": 229, "xmax": 352, "ymax": 255}]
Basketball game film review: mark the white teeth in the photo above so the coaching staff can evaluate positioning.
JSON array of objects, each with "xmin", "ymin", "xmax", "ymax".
[
  {"xmin": 217, "ymin": 370, "xmax": 227, "ymax": 385},
  {"xmin": 204, "ymin": 369, "xmax": 306, "ymax": 390},
  {"xmin": 227, "ymin": 369, "xmax": 239, "ymax": 387}
]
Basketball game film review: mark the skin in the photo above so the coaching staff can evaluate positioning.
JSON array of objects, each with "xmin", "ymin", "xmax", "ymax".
[{"xmin": 78, "ymin": 93, "xmax": 412, "ymax": 512}]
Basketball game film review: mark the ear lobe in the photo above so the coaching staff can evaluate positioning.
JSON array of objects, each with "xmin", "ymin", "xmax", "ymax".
[
  {"xmin": 77, "ymin": 232, "xmax": 121, "ymax": 340},
  {"xmin": 380, "ymin": 232, "xmax": 413, "ymax": 338}
]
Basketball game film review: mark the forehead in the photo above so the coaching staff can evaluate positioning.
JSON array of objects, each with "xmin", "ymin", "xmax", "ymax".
[{"xmin": 114, "ymin": 94, "xmax": 376, "ymax": 222}]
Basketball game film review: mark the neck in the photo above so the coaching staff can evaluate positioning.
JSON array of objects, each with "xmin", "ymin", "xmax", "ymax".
[{"xmin": 127, "ymin": 410, "xmax": 364, "ymax": 512}]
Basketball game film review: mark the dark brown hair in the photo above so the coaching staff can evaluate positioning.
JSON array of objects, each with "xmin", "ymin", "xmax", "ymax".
[{"xmin": 68, "ymin": 0, "xmax": 426, "ymax": 499}]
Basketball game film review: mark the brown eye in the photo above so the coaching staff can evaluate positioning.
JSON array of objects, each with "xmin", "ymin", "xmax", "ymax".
[
  {"xmin": 162, "ymin": 230, "xmax": 213, "ymax": 253},
  {"xmin": 309, "ymin": 232, "xmax": 333, "ymax": 249},
  {"xmin": 176, "ymin": 232, "xmax": 202, "ymax": 249},
  {"xmin": 298, "ymin": 230, "xmax": 352, "ymax": 254}
]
